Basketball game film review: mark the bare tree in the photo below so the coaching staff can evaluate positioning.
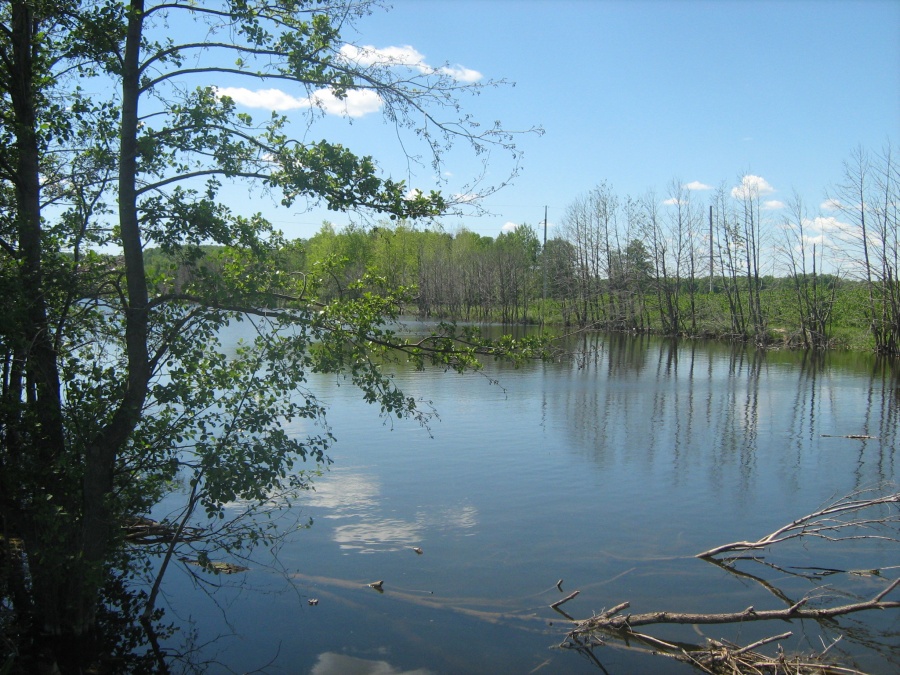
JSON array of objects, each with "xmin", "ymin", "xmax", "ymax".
[
  {"xmin": 777, "ymin": 193, "xmax": 839, "ymax": 348},
  {"xmin": 829, "ymin": 143, "xmax": 900, "ymax": 354}
]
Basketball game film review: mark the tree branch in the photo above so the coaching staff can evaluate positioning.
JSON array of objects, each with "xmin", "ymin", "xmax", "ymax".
[
  {"xmin": 696, "ymin": 487, "xmax": 900, "ymax": 558},
  {"xmin": 568, "ymin": 578, "xmax": 899, "ymax": 634}
]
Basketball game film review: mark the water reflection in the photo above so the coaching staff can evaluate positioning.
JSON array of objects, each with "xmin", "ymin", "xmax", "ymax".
[
  {"xmin": 304, "ymin": 468, "xmax": 479, "ymax": 552},
  {"xmin": 333, "ymin": 518, "xmax": 424, "ymax": 553},
  {"xmin": 307, "ymin": 469, "xmax": 380, "ymax": 516},
  {"xmin": 311, "ymin": 652, "xmax": 434, "ymax": 675},
  {"xmin": 551, "ymin": 334, "xmax": 897, "ymax": 495},
  {"xmin": 163, "ymin": 326, "xmax": 899, "ymax": 675}
]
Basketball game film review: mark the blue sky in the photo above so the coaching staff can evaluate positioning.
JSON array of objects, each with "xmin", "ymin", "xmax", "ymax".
[{"xmin": 213, "ymin": 0, "xmax": 900, "ymax": 241}]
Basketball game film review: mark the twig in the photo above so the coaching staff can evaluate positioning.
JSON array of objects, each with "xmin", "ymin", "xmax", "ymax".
[
  {"xmin": 732, "ymin": 631, "xmax": 793, "ymax": 656},
  {"xmin": 550, "ymin": 590, "xmax": 580, "ymax": 610}
]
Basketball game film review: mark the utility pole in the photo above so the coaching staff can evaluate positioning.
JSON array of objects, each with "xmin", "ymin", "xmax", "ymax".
[
  {"xmin": 542, "ymin": 205, "xmax": 548, "ymax": 325},
  {"xmin": 709, "ymin": 204, "xmax": 714, "ymax": 293}
]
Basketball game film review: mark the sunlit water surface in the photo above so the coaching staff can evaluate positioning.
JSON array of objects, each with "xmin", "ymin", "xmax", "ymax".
[{"xmin": 157, "ymin": 324, "xmax": 899, "ymax": 674}]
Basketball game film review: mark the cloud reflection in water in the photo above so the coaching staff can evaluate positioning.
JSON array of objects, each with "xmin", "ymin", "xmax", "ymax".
[
  {"xmin": 304, "ymin": 469, "xmax": 479, "ymax": 552},
  {"xmin": 311, "ymin": 652, "xmax": 434, "ymax": 675}
]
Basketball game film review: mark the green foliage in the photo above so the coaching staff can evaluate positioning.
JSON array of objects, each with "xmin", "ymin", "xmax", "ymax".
[{"xmin": 0, "ymin": 0, "xmax": 534, "ymax": 666}]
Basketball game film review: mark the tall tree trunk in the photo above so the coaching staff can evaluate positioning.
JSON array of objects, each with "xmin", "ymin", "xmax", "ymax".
[
  {"xmin": 6, "ymin": 0, "xmax": 78, "ymax": 638},
  {"xmin": 79, "ymin": 0, "xmax": 152, "ymax": 635}
]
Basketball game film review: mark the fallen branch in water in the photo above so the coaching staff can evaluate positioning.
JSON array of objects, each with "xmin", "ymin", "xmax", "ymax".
[
  {"xmin": 178, "ymin": 557, "xmax": 249, "ymax": 575},
  {"xmin": 696, "ymin": 486, "xmax": 900, "ymax": 559},
  {"xmin": 566, "ymin": 578, "xmax": 899, "ymax": 636},
  {"xmin": 561, "ymin": 624, "xmax": 871, "ymax": 675},
  {"xmin": 676, "ymin": 633, "xmax": 870, "ymax": 675},
  {"xmin": 123, "ymin": 516, "xmax": 204, "ymax": 544},
  {"xmin": 559, "ymin": 486, "xmax": 900, "ymax": 673},
  {"xmin": 561, "ymin": 583, "xmax": 897, "ymax": 674},
  {"xmin": 550, "ymin": 590, "xmax": 580, "ymax": 610}
]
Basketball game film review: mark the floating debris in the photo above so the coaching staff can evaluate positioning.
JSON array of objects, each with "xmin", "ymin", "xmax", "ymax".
[{"xmin": 179, "ymin": 557, "xmax": 249, "ymax": 574}]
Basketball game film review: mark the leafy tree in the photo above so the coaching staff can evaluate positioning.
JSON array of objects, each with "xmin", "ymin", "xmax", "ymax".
[
  {"xmin": 0, "ymin": 1, "xmax": 542, "ymax": 669},
  {"xmin": 542, "ymin": 237, "xmax": 577, "ymax": 323}
]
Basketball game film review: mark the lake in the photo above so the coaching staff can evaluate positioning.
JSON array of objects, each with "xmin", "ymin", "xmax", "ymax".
[{"xmin": 157, "ymin": 325, "xmax": 899, "ymax": 674}]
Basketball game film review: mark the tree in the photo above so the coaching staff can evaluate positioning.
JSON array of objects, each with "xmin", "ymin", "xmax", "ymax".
[
  {"xmin": 560, "ymin": 183, "xmax": 619, "ymax": 328},
  {"xmin": 829, "ymin": 143, "xmax": 900, "ymax": 354},
  {"xmin": 0, "ymin": 1, "xmax": 541, "ymax": 668},
  {"xmin": 541, "ymin": 237, "xmax": 577, "ymax": 324},
  {"xmin": 494, "ymin": 224, "xmax": 540, "ymax": 322},
  {"xmin": 776, "ymin": 192, "xmax": 839, "ymax": 349}
]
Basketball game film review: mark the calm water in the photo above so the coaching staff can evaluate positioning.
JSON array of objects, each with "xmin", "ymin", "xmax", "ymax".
[{"xmin": 158, "ymin": 326, "xmax": 899, "ymax": 674}]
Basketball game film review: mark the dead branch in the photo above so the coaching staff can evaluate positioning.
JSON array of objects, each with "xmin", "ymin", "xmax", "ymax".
[
  {"xmin": 696, "ymin": 487, "xmax": 900, "ymax": 558},
  {"xmin": 568, "ymin": 578, "xmax": 899, "ymax": 635},
  {"xmin": 123, "ymin": 516, "xmax": 204, "ymax": 544},
  {"xmin": 178, "ymin": 557, "xmax": 249, "ymax": 574},
  {"xmin": 550, "ymin": 590, "xmax": 580, "ymax": 610},
  {"xmin": 560, "ymin": 487, "xmax": 900, "ymax": 674},
  {"xmin": 560, "ymin": 626, "xmax": 868, "ymax": 675},
  {"xmin": 689, "ymin": 634, "xmax": 870, "ymax": 675}
]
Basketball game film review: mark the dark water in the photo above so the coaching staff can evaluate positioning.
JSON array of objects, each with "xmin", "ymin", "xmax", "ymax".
[{"xmin": 158, "ymin": 328, "xmax": 899, "ymax": 674}]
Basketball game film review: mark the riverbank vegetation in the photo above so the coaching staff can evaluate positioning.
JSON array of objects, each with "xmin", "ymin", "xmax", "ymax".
[{"xmin": 150, "ymin": 143, "xmax": 898, "ymax": 355}]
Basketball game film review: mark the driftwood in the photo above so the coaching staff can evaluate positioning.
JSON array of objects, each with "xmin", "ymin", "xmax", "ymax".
[
  {"xmin": 558, "ymin": 486, "xmax": 900, "ymax": 674},
  {"xmin": 566, "ymin": 578, "xmax": 899, "ymax": 634},
  {"xmin": 561, "ymin": 582, "xmax": 898, "ymax": 675},
  {"xmin": 696, "ymin": 487, "xmax": 900, "ymax": 559},
  {"xmin": 123, "ymin": 516, "xmax": 204, "ymax": 544},
  {"xmin": 659, "ymin": 633, "xmax": 869, "ymax": 675},
  {"xmin": 178, "ymin": 557, "xmax": 249, "ymax": 574},
  {"xmin": 561, "ymin": 625, "xmax": 869, "ymax": 675},
  {"xmin": 550, "ymin": 590, "xmax": 580, "ymax": 611}
]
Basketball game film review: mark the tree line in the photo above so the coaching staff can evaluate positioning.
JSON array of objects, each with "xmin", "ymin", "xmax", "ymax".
[{"xmin": 265, "ymin": 145, "xmax": 896, "ymax": 354}]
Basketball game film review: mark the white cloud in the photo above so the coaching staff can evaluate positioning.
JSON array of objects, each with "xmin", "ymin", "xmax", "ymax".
[
  {"xmin": 501, "ymin": 221, "xmax": 520, "ymax": 233},
  {"xmin": 215, "ymin": 86, "xmax": 382, "ymax": 117},
  {"xmin": 437, "ymin": 64, "xmax": 482, "ymax": 83},
  {"xmin": 404, "ymin": 188, "xmax": 428, "ymax": 201},
  {"xmin": 684, "ymin": 180, "xmax": 713, "ymax": 191},
  {"xmin": 216, "ymin": 86, "xmax": 302, "ymax": 110},
  {"xmin": 340, "ymin": 44, "xmax": 425, "ymax": 68},
  {"xmin": 820, "ymin": 198, "xmax": 842, "ymax": 211},
  {"xmin": 309, "ymin": 88, "xmax": 383, "ymax": 117},
  {"xmin": 339, "ymin": 44, "xmax": 482, "ymax": 82},
  {"xmin": 807, "ymin": 215, "xmax": 845, "ymax": 232},
  {"xmin": 662, "ymin": 197, "xmax": 680, "ymax": 206},
  {"xmin": 215, "ymin": 43, "xmax": 482, "ymax": 117},
  {"xmin": 801, "ymin": 234, "xmax": 827, "ymax": 246},
  {"xmin": 731, "ymin": 174, "xmax": 775, "ymax": 199},
  {"xmin": 763, "ymin": 200, "xmax": 785, "ymax": 210}
]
